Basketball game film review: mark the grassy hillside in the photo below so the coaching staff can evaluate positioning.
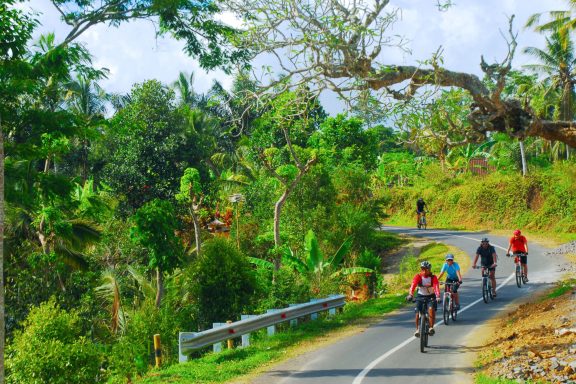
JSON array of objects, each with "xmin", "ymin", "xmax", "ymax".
[{"xmin": 379, "ymin": 162, "xmax": 576, "ymax": 241}]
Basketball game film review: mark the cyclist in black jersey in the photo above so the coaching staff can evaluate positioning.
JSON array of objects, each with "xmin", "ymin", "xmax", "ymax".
[{"xmin": 472, "ymin": 237, "xmax": 498, "ymax": 297}]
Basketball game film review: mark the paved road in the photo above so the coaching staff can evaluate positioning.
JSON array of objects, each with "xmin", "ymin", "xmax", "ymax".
[{"xmin": 249, "ymin": 226, "xmax": 568, "ymax": 384}]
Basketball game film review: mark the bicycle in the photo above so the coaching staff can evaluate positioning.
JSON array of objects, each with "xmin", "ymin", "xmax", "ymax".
[
  {"xmin": 474, "ymin": 265, "xmax": 495, "ymax": 303},
  {"xmin": 507, "ymin": 252, "xmax": 527, "ymax": 288},
  {"xmin": 417, "ymin": 211, "xmax": 427, "ymax": 230},
  {"xmin": 412, "ymin": 296, "xmax": 434, "ymax": 353},
  {"xmin": 441, "ymin": 282, "xmax": 459, "ymax": 324}
]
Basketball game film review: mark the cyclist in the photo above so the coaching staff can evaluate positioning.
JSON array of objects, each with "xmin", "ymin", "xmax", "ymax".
[
  {"xmin": 472, "ymin": 237, "xmax": 498, "ymax": 297},
  {"xmin": 406, "ymin": 261, "xmax": 441, "ymax": 337},
  {"xmin": 506, "ymin": 229, "xmax": 529, "ymax": 282},
  {"xmin": 437, "ymin": 253, "xmax": 463, "ymax": 310},
  {"xmin": 416, "ymin": 197, "xmax": 427, "ymax": 227}
]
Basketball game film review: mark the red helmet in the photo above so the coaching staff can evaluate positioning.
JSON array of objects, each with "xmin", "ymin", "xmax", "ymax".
[{"xmin": 513, "ymin": 229, "xmax": 521, "ymax": 236}]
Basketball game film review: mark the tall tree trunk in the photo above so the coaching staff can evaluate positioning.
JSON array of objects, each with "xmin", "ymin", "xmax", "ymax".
[
  {"xmin": 190, "ymin": 209, "xmax": 201, "ymax": 257},
  {"xmin": 519, "ymin": 140, "xmax": 527, "ymax": 176},
  {"xmin": 273, "ymin": 190, "xmax": 288, "ymax": 269},
  {"xmin": 155, "ymin": 268, "xmax": 164, "ymax": 308},
  {"xmin": 0, "ymin": 112, "xmax": 5, "ymax": 384}
]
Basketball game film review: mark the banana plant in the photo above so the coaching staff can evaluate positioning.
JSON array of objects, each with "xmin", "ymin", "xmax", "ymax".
[{"xmin": 282, "ymin": 230, "xmax": 373, "ymax": 277}]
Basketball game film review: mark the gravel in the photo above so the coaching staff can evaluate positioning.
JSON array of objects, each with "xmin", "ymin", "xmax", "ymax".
[{"xmin": 546, "ymin": 241, "xmax": 576, "ymax": 256}]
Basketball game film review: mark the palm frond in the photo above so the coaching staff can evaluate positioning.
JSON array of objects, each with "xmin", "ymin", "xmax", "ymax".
[
  {"xmin": 53, "ymin": 243, "xmax": 90, "ymax": 270},
  {"xmin": 95, "ymin": 269, "xmax": 126, "ymax": 334},
  {"xmin": 127, "ymin": 266, "xmax": 157, "ymax": 300}
]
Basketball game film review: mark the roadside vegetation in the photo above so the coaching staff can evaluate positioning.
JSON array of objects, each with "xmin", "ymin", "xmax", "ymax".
[{"xmin": 3, "ymin": 1, "xmax": 576, "ymax": 383}]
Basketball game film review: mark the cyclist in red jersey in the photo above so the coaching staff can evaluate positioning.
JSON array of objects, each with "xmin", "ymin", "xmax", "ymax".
[
  {"xmin": 406, "ymin": 261, "xmax": 441, "ymax": 337},
  {"xmin": 506, "ymin": 229, "xmax": 529, "ymax": 282}
]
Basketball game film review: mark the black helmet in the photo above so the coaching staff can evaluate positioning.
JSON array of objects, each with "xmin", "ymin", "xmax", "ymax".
[
  {"xmin": 481, "ymin": 237, "xmax": 489, "ymax": 243},
  {"xmin": 420, "ymin": 261, "xmax": 432, "ymax": 269},
  {"xmin": 418, "ymin": 197, "xmax": 423, "ymax": 201}
]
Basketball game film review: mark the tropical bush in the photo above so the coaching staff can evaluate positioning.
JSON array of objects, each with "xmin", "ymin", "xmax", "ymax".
[
  {"xmin": 6, "ymin": 299, "xmax": 103, "ymax": 384},
  {"xmin": 188, "ymin": 237, "xmax": 258, "ymax": 328}
]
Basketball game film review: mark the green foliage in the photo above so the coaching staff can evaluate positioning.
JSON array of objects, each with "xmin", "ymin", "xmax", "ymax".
[
  {"xmin": 130, "ymin": 199, "xmax": 183, "ymax": 273},
  {"xmin": 103, "ymin": 80, "xmax": 203, "ymax": 211},
  {"xmin": 382, "ymin": 161, "xmax": 576, "ymax": 235},
  {"xmin": 6, "ymin": 299, "xmax": 102, "ymax": 384},
  {"xmin": 176, "ymin": 168, "xmax": 202, "ymax": 202},
  {"xmin": 257, "ymin": 265, "xmax": 310, "ymax": 310},
  {"xmin": 311, "ymin": 114, "xmax": 378, "ymax": 169},
  {"xmin": 188, "ymin": 237, "xmax": 257, "ymax": 328}
]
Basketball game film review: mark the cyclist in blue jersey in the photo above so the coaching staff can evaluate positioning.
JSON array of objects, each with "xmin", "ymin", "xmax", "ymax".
[{"xmin": 437, "ymin": 254, "xmax": 463, "ymax": 310}]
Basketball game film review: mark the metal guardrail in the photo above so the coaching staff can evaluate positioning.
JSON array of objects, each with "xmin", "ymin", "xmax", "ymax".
[{"xmin": 179, "ymin": 294, "xmax": 346, "ymax": 362}]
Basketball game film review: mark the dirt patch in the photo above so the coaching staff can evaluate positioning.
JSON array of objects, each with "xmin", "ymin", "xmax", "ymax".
[{"xmin": 474, "ymin": 285, "xmax": 576, "ymax": 383}]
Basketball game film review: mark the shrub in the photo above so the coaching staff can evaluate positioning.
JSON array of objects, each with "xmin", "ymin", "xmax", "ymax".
[
  {"xmin": 6, "ymin": 298, "xmax": 103, "ymax": 384},
  {"xmin": 189, "ymin": 237, "xmax": 258, "ymax": 328}
]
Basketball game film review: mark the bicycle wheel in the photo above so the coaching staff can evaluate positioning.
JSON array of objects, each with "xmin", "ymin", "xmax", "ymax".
[
  {"xmin": 482, "ymin": 278, "xmax": 489, "ymax": 303},
  {"xmin": 515, "ymin": 265, "xmax": 522, "ymax": 288},
  {"xmin": 443, "ymin": 296, "xmax": 450, "ymax": 325},
  {"xmin": 451, "ymin": 301, "xmax": 458, "ymax": 321},
  {"xmin": 488, "ymin": 279, "xmax": 495, "ymax": 300},
  {"xmin": 424, "ymin": 317, "xmax": 429, "ymax": 347},
  {"xmin": 419, "ymin": 312, "xmax": 426, "ymax": 353},
  {"xmin": 423, "ymin": 217, "xmax": 427, "ymax": 230}
]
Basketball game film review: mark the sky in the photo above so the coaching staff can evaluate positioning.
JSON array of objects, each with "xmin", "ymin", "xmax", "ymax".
[{"xmin": 23, "ymin": 0, "xmax": 568, "ymax": 114}]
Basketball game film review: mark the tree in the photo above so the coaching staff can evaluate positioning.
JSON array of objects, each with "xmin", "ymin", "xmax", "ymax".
[
  {"xmin": 0, "ymin": 1, "xmax": 38, "ymax": 378},
  {"xmin": 130, "ymin": 199, "xmax": 183, "ymax": 307},
  {"xmin": 176, "ymin": 168, "xmax": 204, "ymax": 257},
  {"xmin": 189, "ymin": 237, "xmax": 256, "ymax": 328},
  {"xmin": 524, "ymin": 29, "xmax": 576, "ymax": 160},
  {"xmin": 47, "ymin": 0, "xmax": 249, "ymax": 71},
  {"xmin": 394, "ymin": 89, "xmax": 479, "ymax": 167},
  {"xmin": 249, "ymin": 89, "xmax": 323, "ymax": 261},
  {"xmin": 225, "ymin": 0, "xmax": 576, "ymax": 146},
  {"xmin": 102, "ymin": 80, "xmax": 202, "ymax": 211},
  {"xmin": 310, "ymin": 114, "xmax": 379, "ymax": 170}
]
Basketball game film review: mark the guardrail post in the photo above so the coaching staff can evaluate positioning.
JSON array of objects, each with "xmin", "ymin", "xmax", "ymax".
[
  {"xmin": 289, "ymin": 304, "xmax": 298, "ymax": 327},
  {"xmin": 328, "ymin": 295, "xmax": 338, "ymax": 317},
  {"xmin": 179, "ymin": 332, "xmax": 196, "ymax": 363},
  {"xmin": 266, "ymin": 309, "xmax": 279, "ymax": 336},
  {"xmin": 240, "ymin": 315, "xmax": 258, "ymax": 347},
  {"xmin": 227, "ymin": 320, "xmax": 234, "ymax": 349},
  {"xmin": 212, "ymin": 323, "xmax": 226, "ymax": 352},
  {"xmin": 310, "ymin": 298, "xmax": 320, "ymax": 320},
  {"xmin": 153, "ymin": 334, "xmax": 162, "ymax": 368}
]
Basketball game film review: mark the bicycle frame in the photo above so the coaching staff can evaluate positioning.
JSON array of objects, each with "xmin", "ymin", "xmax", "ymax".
[
  {"xmin": 417, "ymin": 211, "xmax": 427, "ymax": 230},
  {"xmin": 512, "ymin": 253, "xmax": 527, "ymax": 288},
  {"xmin": 414, "ymin": 296, "xmax": 432, "ymax": 352},
  {"xmin": 442, "ymin": 282, "xmax": 458, "ymax": 324},
  {"xmin": 480, "ymin": 267, "xmax": 494, "ymax": 303}
]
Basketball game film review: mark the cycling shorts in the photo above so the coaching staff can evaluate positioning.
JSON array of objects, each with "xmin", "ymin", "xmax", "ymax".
[
  {"xmin": 445, "ymin": 279, "xmax": 460, "ymax": 293},
  {"xmin": 480, "ymin": 265, "xmax": 496, "ymax": 272},
  {"xmin": 513, "ymin": 251, "xmax": 527, "ymax": 264},
  {"xmin": 414, "ymin": 294, "xmax": 437, "ymax": 312}
]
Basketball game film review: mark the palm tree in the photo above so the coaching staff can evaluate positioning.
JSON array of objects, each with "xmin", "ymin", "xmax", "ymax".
[
  {"xmin": 65, "ymin": 75, "xmax": 108, "ymax": 181},
  {"xmin": 172, "ymin": 71, "xmax": 198, "ymax": 106},
  {"xmin": 525, "ymin": 12, "xmax": 576, "ymax": 160}
]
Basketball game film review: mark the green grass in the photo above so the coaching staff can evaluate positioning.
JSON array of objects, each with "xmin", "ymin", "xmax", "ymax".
[
  {"xmin": 136, "ymin": 294, "xmax": 406, "ymax": 384},
  {"xmin": 545, "ymin": 279, "xmax": 575, "ymax": 299},
  {"xmin": 475, "ymin": 374, "xmax": 547, "ymax": 384}
]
